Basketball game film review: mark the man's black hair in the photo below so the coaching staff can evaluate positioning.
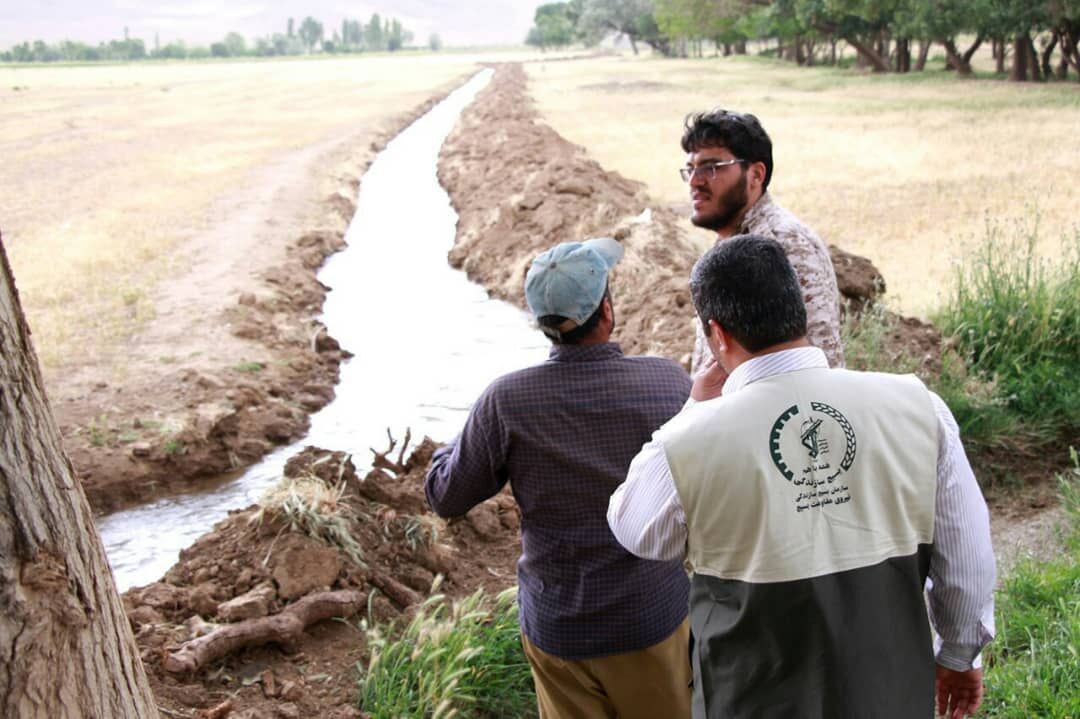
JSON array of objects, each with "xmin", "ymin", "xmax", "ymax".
[
  {"xmin": 681, "ymin": 109, "xmax": 774, "ymax": 190},
  {"xmin": 690, "ymin": 235, "xmax": 806, "ymax": 353},
  {"xmin": 538, "ymin": 289, "xmax": 609, "ymax": 345}
]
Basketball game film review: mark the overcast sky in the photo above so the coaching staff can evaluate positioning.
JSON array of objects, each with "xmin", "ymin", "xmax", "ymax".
[{"xmin": 1, "ymin": 1, "xmax": 545, "ymax": 48}]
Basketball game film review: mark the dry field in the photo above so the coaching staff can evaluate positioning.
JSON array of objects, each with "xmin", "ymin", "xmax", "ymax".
[
  {"xmin": 0, "ymin": 54, "xmax": 489, "ymax": 373},
  {"xmin": 526, "ymin": 53, "xmax": 1080, "ymax": 315}
]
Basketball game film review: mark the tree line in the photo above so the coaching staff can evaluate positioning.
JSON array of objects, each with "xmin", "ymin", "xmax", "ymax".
[
  {"xmin": 527, "ymin": 0, "xmax": 1080, "ymax": 81},
  {"xmin": 1, "ymin": 15, "xmax": 435, "ymax": 63}
]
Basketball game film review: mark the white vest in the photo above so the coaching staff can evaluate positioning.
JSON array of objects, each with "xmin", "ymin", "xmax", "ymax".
[{"xmin": 658, "ymin": 367, "xmax": 938, "ymax": 584}]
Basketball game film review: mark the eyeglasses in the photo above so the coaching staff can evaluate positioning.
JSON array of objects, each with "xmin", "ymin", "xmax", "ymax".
[{"xmin": 679, "ymin": 159, "xmax": 746, "ymax": 182}]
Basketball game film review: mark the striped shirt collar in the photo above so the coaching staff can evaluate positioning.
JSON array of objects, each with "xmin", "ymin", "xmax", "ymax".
[
  {"xmin": 548, "ymin": 342, "xmax": 623, "ymax": 362},
  {"xmin": 723, "ymin": 346, "xmax": 829, "ymax": 396}
]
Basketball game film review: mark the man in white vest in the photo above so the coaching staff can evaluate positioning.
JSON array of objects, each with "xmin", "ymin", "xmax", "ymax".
[{"xmin": 608, "ymin": 235, "xmax": 995, "ymax": 719}]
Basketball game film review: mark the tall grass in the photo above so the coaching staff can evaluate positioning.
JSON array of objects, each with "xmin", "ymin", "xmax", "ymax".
[
  {"xmin": 982, "ymin": 451, "xmax": 1080, "ymax": 717},
  {"xmin": 932, "ymin": 216, "xmax": 1079, "ymax": 451},
  {"xmin": 357, "ymin": 588, "xmax": 536, "ymax": 718}
]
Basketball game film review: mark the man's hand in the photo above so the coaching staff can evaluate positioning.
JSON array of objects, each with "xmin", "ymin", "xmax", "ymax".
[
  {"xmin": 691, "ymin": 358, "xmax": 728, "ymax": 401},
  {"xmin": 936, "ymin": 664, "xmax": 984, "ymax": 718}
]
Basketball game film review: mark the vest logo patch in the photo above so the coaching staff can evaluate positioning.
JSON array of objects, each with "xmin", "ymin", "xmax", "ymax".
[{"xmin": 769, "ymin": 402, "xmax": 857, "ymax": 512}]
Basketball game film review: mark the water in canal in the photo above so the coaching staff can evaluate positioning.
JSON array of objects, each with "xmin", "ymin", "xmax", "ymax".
[{"xmin": 98, "ymin": 69, "xmax": 550, "ymax": 591}]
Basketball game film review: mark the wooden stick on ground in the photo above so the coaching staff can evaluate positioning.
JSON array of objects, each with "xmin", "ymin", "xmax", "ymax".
[{"xmin": 164, "ymin": 590, "xmax": 366, "ymax": 674}]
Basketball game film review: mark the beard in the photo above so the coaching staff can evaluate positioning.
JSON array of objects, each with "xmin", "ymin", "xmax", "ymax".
[{"xmin": 691, "ymin": 168, "xmax": 749, "ymax": 232}]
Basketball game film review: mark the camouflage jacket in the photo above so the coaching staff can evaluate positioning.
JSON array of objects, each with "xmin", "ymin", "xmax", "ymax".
[{"xmin": 690, "ymin": 193, "xmax": 844, "ymax": 374}]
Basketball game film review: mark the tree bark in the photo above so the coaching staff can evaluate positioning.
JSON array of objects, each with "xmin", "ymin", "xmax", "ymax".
[
  {"xmin": 840, "ymin": 33, "xmax": 892, "ymax": 72},
  {"xmin": 1042, "ymin": 31, "xmax": 1059, "ymax": 79},
  {"xmin": 895, "ymin": 38, "xmax": 911, "ymax": 72},
  {"xmin": 1062, "ymin": 24, "xmax": 1080, "ymax": 80},
  {"xmin": 1026, "ymin": 35, "xmax": 1043, "ymax": 81},
  {"xmin": 0, "ymin": 234, "xmax": 160, "ymax": 718},
  {"xmin": 915, "ymin": 39, "xmax": 931, "ymax": 71},
  {"xmin": 993, "ymin": 38, "xmax": 1007, "ymax": 74},
  {"xmin": 942, "ymin": 36, "xmax": 982, "ymax": 76},
  {"xmin": 1011, "ymin": 35, "xmax": 1029, "ymax": 81}
]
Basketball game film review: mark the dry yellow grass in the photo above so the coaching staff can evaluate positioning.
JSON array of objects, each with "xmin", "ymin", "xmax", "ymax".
[
  {"xmin": 0, "ymin": 54, "xmax": 494, "ymax": 366},
  {"xmin": 526, "ymin": 54, "xmax": 1080, "ymax": 315}
]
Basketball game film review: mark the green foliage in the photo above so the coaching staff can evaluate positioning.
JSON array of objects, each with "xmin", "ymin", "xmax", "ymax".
[
  {"xmin": 933, "ymin": 216, "xmax": 1079, "ymax": 451},
  {"xmin": 162, "ymin": 438, "xmax": 184, "ymax": 455},
  {"xmin": 358, "ymin": 588, "xmax": 536, "ymax": 718},
  {"xmin": 2, "ymin": 13, "xmax": 415, "ymax": 62},
  {"xmin": 982, "ymin": 454, "xmax": 1080, "ymax": 716},
  {"xmin": 527, "ymin": 2, "xmax": 579, "ymax": 48},
  {"xmin": 298, "ymin": 17, "xmax": 324, "ymax": 52},
  {"xmin": 840, "ymin": 301, "xmax": 921, "ymax": 374},
  {"xmin": 233, "ymin": 360, "xmax": 265, "ymax": 373}
]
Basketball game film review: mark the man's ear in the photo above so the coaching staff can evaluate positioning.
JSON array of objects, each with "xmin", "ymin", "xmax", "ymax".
[
  {"xmin": 748, "ymin": 161, "xmax": 766, "ymax": 190},
  {"xmin": 707, "ymin": 319, "xmax": 726, "ymax": 354},
  {"xmin": 601, "ymin": 296, "xmax": 614, "ymax": 323}
]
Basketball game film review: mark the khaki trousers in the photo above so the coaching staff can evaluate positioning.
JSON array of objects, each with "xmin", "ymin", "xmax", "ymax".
[{"xmin": 520, "ymin": 620, "xmax": 691, "ymax": 719}]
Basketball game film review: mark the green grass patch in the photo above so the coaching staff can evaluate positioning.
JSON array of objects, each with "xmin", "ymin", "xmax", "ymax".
[
  {"xmin": 232, "ymin": 360, "xmax": 265, "ymax": 373},
  {"xmin": 982, "ymin": 453, "xmax": 1080, "ymax": 716},
  {"xmin": 932, "ymin": 216, "xmax": 1079, "ymax": 453},
  {"xmin": 357, "ymin": 588, "xmax": 536, "ymax": 718}
]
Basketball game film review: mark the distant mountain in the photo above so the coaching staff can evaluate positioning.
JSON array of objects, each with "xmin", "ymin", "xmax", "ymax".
[{"xmin": 0, "ymin": 0, "xmax": 543, "ymax": 49}]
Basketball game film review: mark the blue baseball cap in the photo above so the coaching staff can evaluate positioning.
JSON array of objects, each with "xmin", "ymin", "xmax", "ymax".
[{"xmin": 525, "ymin": 238, "xmax": 624, "ymax": 338}]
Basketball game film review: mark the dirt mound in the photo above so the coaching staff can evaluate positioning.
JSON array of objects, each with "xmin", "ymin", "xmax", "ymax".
[
  {"xmin": 125, "ymin": 441, "xmax": 521, "ymax": 718},
  {"xmin": 440, "ymin": 63, "xmax": 924, "ymax": 371},
  {"xmin": 440, "ymin": 63, "xmax": 704, "ymax": 364}
]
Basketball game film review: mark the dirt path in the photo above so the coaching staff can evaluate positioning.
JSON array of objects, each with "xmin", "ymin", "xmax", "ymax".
[{"xmin": 52, "ymin": 90, "xmax": 457, "ymax": 513}]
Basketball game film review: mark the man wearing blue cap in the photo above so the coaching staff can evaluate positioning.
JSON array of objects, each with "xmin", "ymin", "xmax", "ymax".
[{"xmin": 426, "ymin": 238, "xmax": 693, "ymax": 718}]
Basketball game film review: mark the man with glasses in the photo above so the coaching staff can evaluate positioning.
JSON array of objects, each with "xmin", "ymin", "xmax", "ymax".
[
  {"xmin": 426, "ymin": 238, "xmax": 693, "ymax": 718},
  {"xmin": 680, "ymin": 109, "xmax": 843, "ymax": 375}
]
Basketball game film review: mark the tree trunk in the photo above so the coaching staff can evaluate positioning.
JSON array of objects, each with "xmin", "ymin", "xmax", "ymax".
[
  {"xmin": 915, "ymin": 39, "xmax": 931, "ymax": 71},
  {"xmin": 843, "ymin": 33, "xmax": 892, "ymax": 72},
  {"xmin": 1011, "ymin": 35, "xmax": 1028, "ymax": 81},
  {"xmin": 1026, "ymin": 35, "xmax": 1043, "ymax": 81},
  {"xmin": 942, "ymin": 36, "xmax": 981, "ymax": 76},
  {"xmin": 896, "ymin": 37, "xmax": 911, "ymax": 72},
  {"xmin": 1042, "ymin": 31, "xmax": 1059, "ymax": 78},
  {"xmin": 1062, "ymin": 24, "xmax": 1080, "ymax": 80},
  {"xmin": 0, "ymin": 234, "xmax": 160, "ymax": 718},
  {"xmin": 735, "ymin": 40, "xmax": 746, "ymax": 55},
  {"xmin": 830, "ymin": 38, "xmax": 838, "ymax": 66},
  {"xmin": 993, "ymin": 38, "xmax": 1007, "ymax": 74}
]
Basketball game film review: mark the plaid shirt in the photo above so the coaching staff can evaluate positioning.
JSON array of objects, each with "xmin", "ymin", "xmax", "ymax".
[{"xmin": 426, "ymin": 342, "xmax": 691, "ymax": 659}]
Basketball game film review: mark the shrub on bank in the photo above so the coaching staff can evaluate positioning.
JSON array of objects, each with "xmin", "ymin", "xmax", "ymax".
[
  {"xmin": 844, "ymin": 215, "xmax": 1078, "ymax": 464},
  {"xmin": 933, "ymin": 217, "xmax": 1079, "ymax": 452}
]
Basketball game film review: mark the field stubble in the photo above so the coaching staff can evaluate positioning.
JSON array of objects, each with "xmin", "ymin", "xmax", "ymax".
[
  {"xmin": 0, "ymin": 55, "xmax": 483, "ymax": 372},
  {"xmin": 525, "ymin": 54, "xmax": 1080, "ymax": 316}
]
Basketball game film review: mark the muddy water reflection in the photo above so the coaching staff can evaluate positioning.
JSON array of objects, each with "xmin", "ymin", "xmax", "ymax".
[{"xmin": 99, "ymin": 70, "xmax": 549, "ymax": 591}]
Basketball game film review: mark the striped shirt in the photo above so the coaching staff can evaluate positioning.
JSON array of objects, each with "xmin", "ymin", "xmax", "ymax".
[
  {"xmin": 426, "ymin": 342, "xmax": 692, "ymax": 660},
  {"xmin": 608, "ymin": 346, "xmax": 996, "ymax": 669}
]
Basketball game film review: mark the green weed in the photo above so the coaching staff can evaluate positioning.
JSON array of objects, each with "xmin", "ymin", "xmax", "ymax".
[
  {"xmin": 982, "ymin": 451, "xmax": 1080, "ymax": 716},
  {"xmin": 357, "ymin": 588, "xmax": 536, "ymax": 718},
  {"xmin": 162, "ymin": 438, "xmax": 184, "ymax": 455},
  {"xmin": 932, "ymin": 215, "xmax": 1079, "ymax": 453},
  {"xmin": 233, "ymin": 360, "xmax": 265, "ymax": 373}
]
